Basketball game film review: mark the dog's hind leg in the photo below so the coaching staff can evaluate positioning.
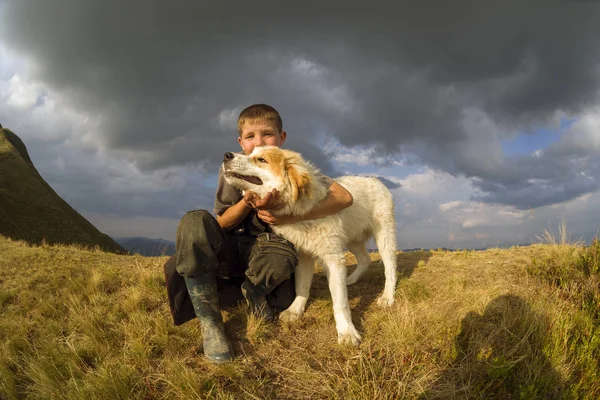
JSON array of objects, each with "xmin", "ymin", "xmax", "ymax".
[
  {"xmin": 279, "ymin": 253, "xmax": 314, "ymax": 323},
  {"xmin": 346, "ymin": 242, "xmax": 371, "ymax": 285},
  {"xmin": 374, "ymin": 218, "xmax": 398, "ymax": 308}
]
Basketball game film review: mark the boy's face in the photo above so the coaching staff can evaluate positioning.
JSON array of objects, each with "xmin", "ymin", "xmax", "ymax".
[{"xmin": 238, "ymin": 120, "xmax": 287, "ymax": 155}]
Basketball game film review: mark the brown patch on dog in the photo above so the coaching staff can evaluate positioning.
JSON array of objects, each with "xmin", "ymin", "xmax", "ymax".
[
  {"xmin": 283, "ymin": 150, "xmax": 312, "ymax": 202},
  {"xmin": 252, "ymin": 147, "xmax": 286, "ymax": 179}
]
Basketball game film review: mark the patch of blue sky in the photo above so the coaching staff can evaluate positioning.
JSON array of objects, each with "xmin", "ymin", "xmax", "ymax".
[
  {"xmin": 204, "ymin": 173, "xmax": 220, "ymax": 189},
  {"xmin": 501, "ymin": 116, "xmax": 577, "ymax": 157},
  {"xmin": 560, "ymin": 116, "xmax": 579, "ymax": 130},
  {"xmin": 34, "ymin": 92, "xmax": 48, "ymax": 107}
]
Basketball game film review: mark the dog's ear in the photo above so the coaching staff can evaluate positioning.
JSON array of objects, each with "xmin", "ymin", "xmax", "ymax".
[{"xmin": 284, "ymin": 152, "xmax": 312, "ymax": 202}]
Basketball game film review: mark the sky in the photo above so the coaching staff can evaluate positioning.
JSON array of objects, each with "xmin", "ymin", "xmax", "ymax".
[{"xmin": 1, "ymin": 1, "xmax": 600, "ymax": 249}]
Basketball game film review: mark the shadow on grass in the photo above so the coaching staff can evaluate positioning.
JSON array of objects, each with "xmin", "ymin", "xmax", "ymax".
[
  {"xmin": 217, "ymin": 251, "xmax": 433, "ymax": 351},
  {"xmin": 309, "ymin": 250, "xmax": 433, "ymax": 331},
  {"xmin": 425, "ymin": 294, "xmax": 564, "ymax": 399}
]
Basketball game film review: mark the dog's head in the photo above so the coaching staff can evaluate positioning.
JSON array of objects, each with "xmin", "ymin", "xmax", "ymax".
[{"xmin": 222, "ymin": 146, "xmax": 314, "ymax": 206}]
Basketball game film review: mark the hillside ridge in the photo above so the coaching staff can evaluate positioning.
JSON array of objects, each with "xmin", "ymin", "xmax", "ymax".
[{"xmin": 0, "ymin": 127, "xmax": 126, "ymax": 253}]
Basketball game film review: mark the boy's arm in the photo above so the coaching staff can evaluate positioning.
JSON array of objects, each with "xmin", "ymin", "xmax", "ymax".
[
  {"xmin": 256, "ymin": 181, "xmax": 353, "ymax": 225},
  {"xmin": 214, "ymin": 167, "xmax": 252, "ymax": 231},
  {"xmin": 216, "ymin": 199, "xmax": 253, "ymax": 231},
  {"xmin": 217, "ymin": 189, "xmax": 280, "ymax": 230}
]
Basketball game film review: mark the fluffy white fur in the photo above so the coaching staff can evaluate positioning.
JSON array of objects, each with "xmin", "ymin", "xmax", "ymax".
[{"xmin": 222, "ymin": 146, "xmax": 398, "ymax": 346}]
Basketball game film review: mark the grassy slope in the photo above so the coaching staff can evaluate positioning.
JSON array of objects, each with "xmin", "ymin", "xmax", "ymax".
[
  {"xmin": 0, "ymin": 234, "xmax": 599, "ymax": 399},
  {"xmin": 0, "ymin": 128, "xmax": 125, "ymax": 254}
]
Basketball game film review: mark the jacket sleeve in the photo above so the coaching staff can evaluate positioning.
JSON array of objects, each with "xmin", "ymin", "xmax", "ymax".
[{"xmin": 213, "ymin": 167, "xmax": 243, "ymax": 216}]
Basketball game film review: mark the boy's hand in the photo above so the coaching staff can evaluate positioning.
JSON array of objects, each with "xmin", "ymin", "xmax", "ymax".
[
  {"xmin": 243, "ymin": 189, "xmax": 282, "ymax": 211},
  {"xmin": 256, "ymin": 209, "xmax": 298, "ymax": 225}
]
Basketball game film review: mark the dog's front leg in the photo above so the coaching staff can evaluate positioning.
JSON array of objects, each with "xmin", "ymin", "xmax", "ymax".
[
  {"xmin": 279, "ymin": 253, "xmax": 314, "ymax": 323},
  {"xmin": 323, "ymin": 254, "xmax": 362, "ymax": 346}
]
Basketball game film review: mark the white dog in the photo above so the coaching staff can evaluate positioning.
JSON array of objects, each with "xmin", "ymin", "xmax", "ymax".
[{"xmin": 222, "ymin": 146, "xmax": 398, "ymax": 346}]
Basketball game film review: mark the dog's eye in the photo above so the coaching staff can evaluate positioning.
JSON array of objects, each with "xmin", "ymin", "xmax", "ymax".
[{"xmin": 257, "ymin": 157, "xmax": 268, "ymax": 163}]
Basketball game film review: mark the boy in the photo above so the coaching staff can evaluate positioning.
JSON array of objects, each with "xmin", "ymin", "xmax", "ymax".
[{"xmin": 163, "ymin": 104, "xmax": 353, "ymax": 363}]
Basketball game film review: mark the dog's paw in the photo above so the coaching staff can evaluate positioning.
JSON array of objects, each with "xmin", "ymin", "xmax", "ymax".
[
  {"xmin": 377, "ymin": 295, "xmax": 394, "ymax": 308},
  {"xmin": 337, "ymin": 327, "xmax": 362, "ymax": 346},
  {"xmin": 279, "ymin": 309, "xmax": 302, "ymax": 323}
]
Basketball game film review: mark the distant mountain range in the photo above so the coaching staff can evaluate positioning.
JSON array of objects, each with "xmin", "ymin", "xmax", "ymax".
[
  {"xmin": 0, "ymin": 126, "xmax": 125, "ymax": 254},
  {"xmin": 113, "ymin": 237, "xmax": 175, "ymax": 257}
]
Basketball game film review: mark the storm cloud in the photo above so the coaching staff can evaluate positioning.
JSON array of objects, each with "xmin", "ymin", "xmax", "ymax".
[{"xmin": 2, "ymin": 0, "xmax": 600, "ymax": 244}]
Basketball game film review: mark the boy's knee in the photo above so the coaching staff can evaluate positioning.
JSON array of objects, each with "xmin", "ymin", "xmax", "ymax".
[
  {"xmin": 177, "ymin": 209, "xmax": 221, "ymax": 240},
  {"xmin": 179, "ymin": 209, "xmax": 214, "ymax": 229},
  {"xmin": 247, "ymin": 233, "xmax": 298, "ymax": 290},
  {"xmin": 175, "ymin": 209, "xmax": 225, "ymax": 278}
]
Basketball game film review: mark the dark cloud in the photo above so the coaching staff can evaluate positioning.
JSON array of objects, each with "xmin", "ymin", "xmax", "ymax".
[
  {"xmin": 1, "ymin": 0, "xmax": 600, "ymax": 214},
  {"xmin": 468, "ymin": 129, "xmax": 600, "ymax": 209},
  {"xmin": 25, "ymin": 143, "xmax": 214, "ymax": 220},
  {"xmin": 472, "ymin": 172, "xmax": 600, "ymax": 210}
]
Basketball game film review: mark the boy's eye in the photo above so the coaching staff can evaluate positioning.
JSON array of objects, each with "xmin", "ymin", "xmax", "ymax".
[{"xmin": 257, "ymin": 157, "xmax": 268, "ymax": 164}]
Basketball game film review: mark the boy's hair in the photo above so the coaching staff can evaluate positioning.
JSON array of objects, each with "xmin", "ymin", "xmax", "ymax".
[{"xmin": 237, "ymin": 104, "xmax": 283, "ymax": 135}]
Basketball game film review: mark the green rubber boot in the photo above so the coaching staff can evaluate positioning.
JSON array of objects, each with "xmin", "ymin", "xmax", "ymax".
[{"xmin": 184, "ymin": 273, "xmax": 234, "ymax": 363}]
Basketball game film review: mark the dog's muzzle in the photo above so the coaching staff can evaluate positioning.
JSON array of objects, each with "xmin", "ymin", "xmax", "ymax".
[{"xmin": 223, "ymin": 152, "xmax": 235, "ymax": 162}]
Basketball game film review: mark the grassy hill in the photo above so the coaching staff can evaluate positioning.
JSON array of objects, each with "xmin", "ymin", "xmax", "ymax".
[
  {"xmin": 0, "ymin": 127, "xmax": 125, "ymax": 254},
  {"xmin": 1, "ymin": 233, "xmax": 598, "ymax": 399}
]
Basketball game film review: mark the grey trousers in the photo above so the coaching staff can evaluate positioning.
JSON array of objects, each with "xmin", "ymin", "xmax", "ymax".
[
  {"xmin": 175, "ymin": 209, "xmax": 297, "ymax": 291},
  {"xmin": 164, "ymin": 210, "xmax": 297, "ymax": 325}
]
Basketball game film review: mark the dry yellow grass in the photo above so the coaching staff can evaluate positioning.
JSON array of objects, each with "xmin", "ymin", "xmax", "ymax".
[{"xmin": 1, "ymin": 233, "xmax": 599, "ymax": 399}]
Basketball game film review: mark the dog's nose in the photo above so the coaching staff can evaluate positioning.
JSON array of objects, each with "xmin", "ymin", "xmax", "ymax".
[{"xmin": 223, "ymin": 152, "xmax": 235, "ymax": 162}]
